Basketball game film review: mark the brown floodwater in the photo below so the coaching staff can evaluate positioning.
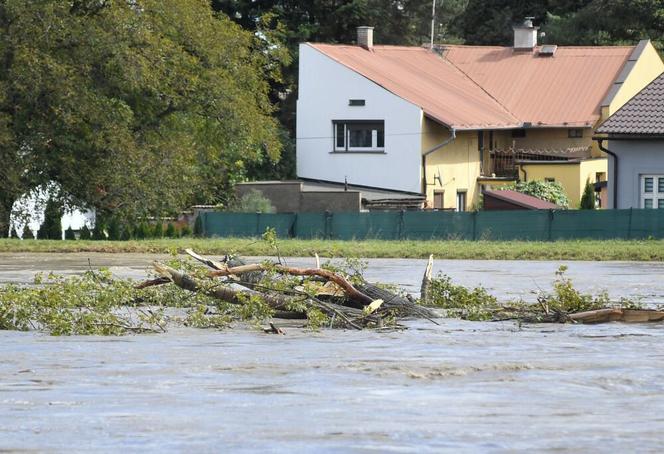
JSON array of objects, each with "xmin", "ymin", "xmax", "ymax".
[{"xmin": 1, "ymin": 253, "xmax": 664, "ymax": 451}]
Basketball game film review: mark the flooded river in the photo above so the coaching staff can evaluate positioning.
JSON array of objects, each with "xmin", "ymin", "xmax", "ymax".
[{"xmin": 1, "ymin": 253, "xmax": 664, "ymax": 451}]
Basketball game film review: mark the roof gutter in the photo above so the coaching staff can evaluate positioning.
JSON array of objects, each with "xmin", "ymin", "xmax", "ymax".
[
  {"xmin": 594, "ymin": 137, "xmax": 618, "ymax": 209},
  {"xmin": 422, "ymin": 128, "xmax": 456, "ymax": 194}
]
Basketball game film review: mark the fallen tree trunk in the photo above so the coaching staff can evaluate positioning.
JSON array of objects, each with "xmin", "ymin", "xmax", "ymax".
[{"xmin": 569, "ymin": 308, "xmax": 664, "ymax": 324}]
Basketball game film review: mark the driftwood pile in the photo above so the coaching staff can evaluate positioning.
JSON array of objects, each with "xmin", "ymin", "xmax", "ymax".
[{"xmin": 137, "ymin": 249, "xmax": 437, "ymax": 330}]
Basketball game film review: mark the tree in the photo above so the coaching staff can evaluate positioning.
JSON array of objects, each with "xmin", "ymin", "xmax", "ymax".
[
  {"xmin": 79, "ymin": 225, "xmax": 92, "ymax": 240},
  {"xmin": 579, "ymin": 179, "xmax": 596, "ymax": 209},
  {"xmin": 37, "ymin": 199, "xmax": 63, "ymax": 240},
  {"xmin": 22, "ymin": 224, "xmax": 35, "ymax": 240},
  {"xmin": 0, "ymin": 0, "xmax": 283, "ymax": 231},
  {"xmin": 64, "ymin": 227, "xmax": 76, "ymax": 240}
]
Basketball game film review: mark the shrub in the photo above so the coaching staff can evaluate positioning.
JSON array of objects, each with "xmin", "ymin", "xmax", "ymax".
[
  {"xmin": 64, "ymin": 227, "xmax": 76, "ymax": 240},
  {"xmin": 107, "ymin": 218, "xmax": 121, "ymax": 240},
  {"xmin": 165, "ymin": 223, "xmax": 177, "ymax": 238},
  {"xmin": 120, "ymin": 225, "xmax": 132, "ymax": 241},
  {"xmin": 92, "ymin": 222, "xmax": 106, "ymax": 240},
  {"xmin": 79, "ymin": 225, "xmax": 92, "ymax": 240},
  {"xmin": 134, "ymin": 222, "xmax": 151, "ymax": 240},
  {"xmin": 180, "ymin": 225, "xmax": 192, "ymax": 237},
  {"xmin": 152, "ymin": 223, "xmax": 164, "ymax": 238},
  {"xmin": 230, "ymin": 190, "xmax": 276, "ymax": 213},
  {"xmin": 37, "ymin": 198, "xmax": 63, "ymax": 240},
  {"xmin": 21, "ymin": 225, "xmax": 35, "ymax": 240},
  {"xmin": 500, "ymin": 180, "xmax": 570, "ymax": 208},
  {"xmin": 579, "ymin": 179, "xmax": 595, "ymax": 209}
]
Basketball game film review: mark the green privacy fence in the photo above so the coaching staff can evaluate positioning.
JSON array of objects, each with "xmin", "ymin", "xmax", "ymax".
[{"xmin": 199, "ymin": 208, "xmax": 664, "ymax": 241}]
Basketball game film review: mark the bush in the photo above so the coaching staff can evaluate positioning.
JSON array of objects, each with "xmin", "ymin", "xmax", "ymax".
[
  {"xmin": 501, "ymin": 180, "xmax": 570, "ymax": 208},
  {"xmin": 107, "ymin": 218, "xmax": 121, "ymax": 240},
  {"xmin": 64, "ymin": 227, "xmax": 76, "ymax": 240},
  {"xmin": 37, "ymin": 198, "xmax": 63, "ymax": 240},
  {"xmin": 92, "ymin": 222, "xmax": 106, "ymax": 240},
  {"xmin": 165, "ymin": 223, "xmax": 177, "ymax": 238},
  {"xmin": 134, "ymin": 222, "xmax": 150, "ymax": 240},
  {"xmin": 120, "ymin": 225, "xmax": 132, "ymax": 241},
  {"xmin": 180, "ymin": 225, "xmax": 192, "ymax": 237},
  {"xmin": 230, "ymin": 190, "xmax": 276, "ymax": 213},
  {"xmin": 21, "ymin": 225, "xmax": 35, "ymax": 240},
  {"xmin": 579, "ymin": 179, "xmax": 595, "ymax": 209},
  {"xmin": 79, "ymin": 225, "xmax": 92, "ymax": 240},
  {"xmin": 152, "ymin": 223, "xmax": 163, "ymax": 238}
]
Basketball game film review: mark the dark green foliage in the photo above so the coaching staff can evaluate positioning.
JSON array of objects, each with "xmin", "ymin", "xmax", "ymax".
[
  {"xmin": 194, "ymin": 215, "xmax": 204, "ymax": 237},
  {"xmin": 79, "ymin": 225, "xmax": 92, "ymax": 240},
  {"xmin": 120, "ymin": 225, "xmax": 132, "ymax": 241},
  {"xmin": 180, "ymin": 225, "xmax": 192, "ymax": 237},
  {"xmin": 106, "ymin": 218, "xmax": 121, "ymax": 241},
  {"xmin": 165, "ymin": 223, "xmax": 177, "ymax": 238},
  {"xmin": 64, "ymin": 227, "xmax": 76, "ymax": 240},
  {"xmin": 92, "ymin": 222, "xmax": 106, "ymax": 241},
  {"xmin": 37, "ymin": 199, "xmax": 63, "ymax": 240},
  {"xmin": 8, "ymin": 226, "xmax": 17, "ymax": 238},
  {"xmin": 579, "ymin": 180, "xmax": 596, "ymax": 209},
  {"xmin": 152, "ymin": 223, "xmax": 164, "ymax": 239},
  {"xmin": 501, "ymin": 180, "xmax": 570, "ymax": 208},
  {"xmin": 134, "ymin": 222, "xmax": 151, "ymax": 240}
]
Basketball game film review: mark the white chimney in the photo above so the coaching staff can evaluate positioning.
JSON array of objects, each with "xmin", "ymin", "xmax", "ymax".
[
  {"xmin": 513, "ymin": 17, "xmax": 538, "ymax": 50},
  {"xmin": 357, "ymin": 26, "xmax": 374, "ymax": 50}
]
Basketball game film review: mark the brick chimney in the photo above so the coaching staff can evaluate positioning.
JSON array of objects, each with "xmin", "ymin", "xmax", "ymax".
[
  {"xmin": 357, "ymin": 26, "xmax": 374, "ymax": 50},
  {"xmin": 513, "ymin": 17, "xmax": 538, "ymax": 50}
]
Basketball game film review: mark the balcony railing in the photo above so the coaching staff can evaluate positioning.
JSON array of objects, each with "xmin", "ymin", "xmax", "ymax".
[{"xmin": 483, "ymin": 147, "xmax": 590, "ymax": 178}]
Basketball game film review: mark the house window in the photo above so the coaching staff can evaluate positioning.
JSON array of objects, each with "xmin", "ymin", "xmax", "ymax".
[
  {"xmin": 545, "ymin": 177, "xmax": 555, "ymax": 182},
  {"xmin": 456, "ymin": 191, "xmax": 467, "ymax": 212},
  {"xmin": 333, "ymin": 120, "xmax": 384, "ymax": 152},
  {"xmin": 433, "ymin": 191, "xmax": 444, "ymax": 210},
  {"xmin": 348, "ymin": 99, "xmax": 365, "ymax": 106},
  {"xmin": 640, "ymin": 175, "xmax": 664, "ymax": 209},
  {"xmin": 568, "ymin": 128, "xmax": 584, "ymax": 138},
  {"xmin": 511, "ymin": 129, "xmax": 526, "ymax": 138}
]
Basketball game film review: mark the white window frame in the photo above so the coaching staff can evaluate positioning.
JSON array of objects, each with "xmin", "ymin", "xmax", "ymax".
[
  {"xmin": 333, "ymin": 120, "xmax": 384, "ymax": 152},
  {"xmin": 640, "ymin": 175, "xmax": 664, "ymax": 209}
]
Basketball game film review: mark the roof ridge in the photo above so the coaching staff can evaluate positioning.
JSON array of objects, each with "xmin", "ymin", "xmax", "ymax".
[{"xmin": 441, "ymin": 54, "xmax": 520, "ymax": 123}]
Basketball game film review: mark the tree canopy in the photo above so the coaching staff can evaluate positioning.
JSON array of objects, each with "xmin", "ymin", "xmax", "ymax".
[{"xmin": 0, "ymin": 0, "xmax": 284, "ymax": 235}]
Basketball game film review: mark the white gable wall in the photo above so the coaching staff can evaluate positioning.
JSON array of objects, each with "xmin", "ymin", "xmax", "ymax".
[{"xmin": 296, "ymin": 44, "xmax": 423, "ymax": 194}]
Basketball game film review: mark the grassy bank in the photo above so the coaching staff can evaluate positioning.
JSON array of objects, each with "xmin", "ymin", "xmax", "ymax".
[{"xmin": 1, "ymin": 238, "xmax": 664, "ymax": 261}]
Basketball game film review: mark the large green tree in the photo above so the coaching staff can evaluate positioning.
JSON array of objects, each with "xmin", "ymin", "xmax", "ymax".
[{"xmin": 0, "ymin": 0, "xmax": 283, "ymax": 235}]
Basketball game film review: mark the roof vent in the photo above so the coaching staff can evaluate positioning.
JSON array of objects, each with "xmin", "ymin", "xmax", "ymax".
[
  {"xmin": 539, "ymin": 44, "xmax": 557, "ymax": 57},
  {"xmin": 513, "ymin": 17, "xmax": 538, "ymax": 50},
  {"xmin": 357, "ymin": 26, "xmax": 374, "ymax": 50}
]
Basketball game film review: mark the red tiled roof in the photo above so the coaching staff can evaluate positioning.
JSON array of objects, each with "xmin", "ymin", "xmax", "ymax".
[
  {"xmin": 484, "ymin": 190, "xmax": 561, "ymax": 210},
  {"xmin": 308, "ymin": 44, "xmax": 519, "ymax": 130},
  {"xmin": 308, "ymin": 43, "xmax": 636, "ymax": 130},
  {"xmin": 443, "ymin": 45, "xmax": 634, "ymax": 128}
]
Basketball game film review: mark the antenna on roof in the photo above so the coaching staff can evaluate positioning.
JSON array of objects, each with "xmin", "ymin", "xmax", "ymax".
[{"xmin": 430, "ymin": 0, "xmax": 439, "ymax": 48}]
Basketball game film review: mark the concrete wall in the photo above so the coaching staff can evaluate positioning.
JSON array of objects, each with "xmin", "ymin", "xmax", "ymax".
[
  {"xmin": 300, "ymin": 191, "xmax": 361, "ymax": 212},
  {"xmin": 236, "ymin": 182, "xmax": 302, "ymax": 212},
  {"xmin": 236, "ymin": 182, "xmax": 362, "ymax": 212},
  {"xmin": 422, "ymin": 120, "xmax": 481, "ymax": 210},
  {"xmin": 610, "ymin": 140, "xmax": 664, "ymax": 209},
  {"xmin": 296, "ymin": 44, "xmax": 423, "ymax": 193}
]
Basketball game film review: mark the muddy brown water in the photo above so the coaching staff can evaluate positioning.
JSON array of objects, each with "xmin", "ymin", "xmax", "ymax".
[{"xmin": 1, "ymin": 253, "xmax": 664, "ymax": 452}]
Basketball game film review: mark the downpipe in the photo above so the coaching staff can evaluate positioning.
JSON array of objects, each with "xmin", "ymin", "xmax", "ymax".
[{"xmin": 596, "ymin": 138, "xmax": 618, "ymax": 209}]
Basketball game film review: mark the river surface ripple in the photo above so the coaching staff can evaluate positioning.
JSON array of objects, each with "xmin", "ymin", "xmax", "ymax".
[{"xmin": 1, "ymin": 254, "xmax": 664, "ymax": 452}]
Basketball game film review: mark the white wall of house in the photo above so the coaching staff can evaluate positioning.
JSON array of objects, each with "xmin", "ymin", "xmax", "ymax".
[
  {"xmin": 609, "ymin": 139, "xmax": 664, "ymax": 208},
  {"xmin": 296, "ymin": 44, "xmax": 423, "ymax": 194}
]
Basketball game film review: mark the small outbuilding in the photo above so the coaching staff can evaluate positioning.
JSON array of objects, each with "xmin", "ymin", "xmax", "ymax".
[
  {"xmin": 595, "ymin": 72, "xmax": 664, "ymax": 209},
  {"xmin": 482, "ymin": 190, "xmax": 561, "ymax": 210}
]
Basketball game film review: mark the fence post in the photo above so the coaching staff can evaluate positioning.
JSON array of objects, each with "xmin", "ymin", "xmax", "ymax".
[
  {"xmin": 398, "ymin": 209, "xmax": 405, "ymax": 240},
  {"xmin": 627, "ymin": 207, "xmax": 633, "ymax": 239},
  {"xmin": 547, "ymin": 210, "xmax": 554, "ymax": 241},
  {"xmin": 472, "ymin": 211, "xmax": 477, "ymax": 241},
  {"xmin": 290, "ymin": 213, "xmax": 297, "ymax": 239}
]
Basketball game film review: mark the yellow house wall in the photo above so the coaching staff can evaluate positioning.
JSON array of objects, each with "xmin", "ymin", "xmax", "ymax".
[
  {"xmin": 607, "ymin": 41, "xmax": 664, "ymax": 117},
  {"xmin": 519, "ymin": 158, "xmax": 607, "ymax": 207},
  {"xmin": 513, "ymin": 128, "xmax": 592, "ymax": 151},
  {"xmin": 422, "ymin": 119, "xmax": 480, "ymax": 210}
]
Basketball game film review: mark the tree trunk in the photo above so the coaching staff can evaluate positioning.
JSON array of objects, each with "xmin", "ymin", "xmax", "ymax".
[{"xmin": 0, "ymin": 195, "xmax": 13, "ymax": 238}]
